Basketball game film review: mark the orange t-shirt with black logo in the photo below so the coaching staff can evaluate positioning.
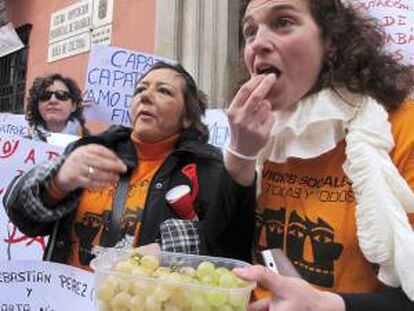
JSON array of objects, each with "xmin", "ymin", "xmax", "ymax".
[
  {"xmin": 255, "ymin": 100, "xmax": 414, "ymax": 294},
  {"xmin": 68, "ymin": 133, "xmax": 178, "ymax": 269}
]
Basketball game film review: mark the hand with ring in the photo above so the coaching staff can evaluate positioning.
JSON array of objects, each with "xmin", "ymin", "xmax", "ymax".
[{"xmin": 53, "ymin": 144, "xmax": 127, "ymax": 195}]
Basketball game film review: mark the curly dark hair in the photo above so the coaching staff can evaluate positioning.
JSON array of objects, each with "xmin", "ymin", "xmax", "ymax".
[
  {"xmin": 26, "ymin": 73, "xmax": 89, "ymax": 137},
  {"xmin": 137, "ymin": 61, "xmax": 210, "ymax": 143},
  {"xmin": 238, "ymin": 0, "xmax": 413, "ymax": 110}
]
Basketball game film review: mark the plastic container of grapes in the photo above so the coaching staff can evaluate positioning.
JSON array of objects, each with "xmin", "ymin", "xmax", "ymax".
[{"xmin": 90, "ymin": 248, "xmax": 256, "ymax": 311}]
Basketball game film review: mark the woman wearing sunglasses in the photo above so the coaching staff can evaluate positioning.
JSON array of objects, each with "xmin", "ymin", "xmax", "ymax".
[{"xmin": 25, "ymin": 73, "xmax": 90, "ymax": 141}]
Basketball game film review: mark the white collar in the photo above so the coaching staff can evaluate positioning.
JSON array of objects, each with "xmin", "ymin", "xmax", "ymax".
[{"xmin": 262, "ymin": 88, "xmax": 358, "ymax": 163}]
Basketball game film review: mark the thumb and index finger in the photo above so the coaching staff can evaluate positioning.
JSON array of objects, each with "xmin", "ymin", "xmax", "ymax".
[{"xmin": 233, "ymin": 265, "xmax": 290, "ymax": 298}]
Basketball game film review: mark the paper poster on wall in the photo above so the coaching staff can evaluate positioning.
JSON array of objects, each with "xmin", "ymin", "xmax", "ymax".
[
  {"xmin": 0, "ymin": 260, "xmax": 95, "ymax": 310},
  {"xmin": 0, "ymin": 135, "xmax": 63, "ymax": 261},
  {"xmin": 83, "ymin": 44, "xmax": 174, "ymax": 125},
  {"xmin": 349, "ymin": 0, "xmax": 413, "ymax": 65},
  {"xmin": 0, "ymin": 22, "xmax": 24, "ymax": 58}
]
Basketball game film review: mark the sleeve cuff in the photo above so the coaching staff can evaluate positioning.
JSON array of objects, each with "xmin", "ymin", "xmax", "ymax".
[{"xmin": 159, "ymin": 219, "xmax": 200, "ymax": 254}]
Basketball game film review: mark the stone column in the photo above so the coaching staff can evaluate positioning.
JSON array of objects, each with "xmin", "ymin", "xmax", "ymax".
[{"xmin": 155, "ymin": 0, "xmax": 241, "ymax": 108}]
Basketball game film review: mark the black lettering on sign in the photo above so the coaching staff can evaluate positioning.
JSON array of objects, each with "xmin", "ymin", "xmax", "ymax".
[
  {"xmin": 0, "ymin": 304, "xmax": 31, "ymax": 311},
  {"xmin": 25, "ymin": 287, "xmax": 32, "ymax": 297},
  {"xmin": 58, "ymin": 274, "xmax": 87, "ymax": 297}
]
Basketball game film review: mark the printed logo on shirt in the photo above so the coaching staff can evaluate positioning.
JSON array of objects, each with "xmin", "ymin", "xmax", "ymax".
[
  {"xmin": 256, "ymin": 208, "xmax": 343, "ymax": 288},
  {"xmin": 73, "ymin": 207, "xmax": 142, "ymax": 265}
]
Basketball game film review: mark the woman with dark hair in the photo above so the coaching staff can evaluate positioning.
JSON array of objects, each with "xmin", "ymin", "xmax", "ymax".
[
  {"xmin": 4, "ymin": 62, "xmax": 249, "ymax": 269},
  {"xmin": 26, "ymin": 73, "xmax": 89, "ymax": 141},
  {"xmin": 217, "ymin": 0, "xmax": 413, "ymax": 310}
]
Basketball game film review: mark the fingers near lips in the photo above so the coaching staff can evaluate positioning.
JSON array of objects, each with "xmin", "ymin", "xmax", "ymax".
[{"xmin": 245, "ymin": 73, "xmax": 277, "ymax": 114}]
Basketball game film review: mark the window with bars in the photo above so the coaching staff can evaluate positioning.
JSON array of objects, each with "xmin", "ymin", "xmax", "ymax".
[{"xmin": 0, "ymin": 24, "xmax": 32, "ymax": 113}]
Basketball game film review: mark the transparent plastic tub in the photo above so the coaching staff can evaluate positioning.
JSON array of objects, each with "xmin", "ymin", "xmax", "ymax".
[{"xmin": 90, "ymin": 248, "xmax": 256, "ymax": 311}]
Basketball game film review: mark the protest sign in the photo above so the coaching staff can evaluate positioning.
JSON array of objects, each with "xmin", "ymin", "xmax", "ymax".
[
  {"xmin": 349, "ymin": 0, "xmax": 413, "ymax": 65},
  {"xmin": 83, "ymin": 44, "xmax": 174, "ymax": 125},
  {"xmin": 204, "ymin": 109, "xmax": 229, "ymax": 149},
  {"xmin": 0, "ymin": 135, "xmax": 63, "ymax": 261},
  {"xmin": 0, "ymin": 260, "xmax": 95, "ymax": 310},
  {"xmin": 0, "ymin": 114, "xmax": 30, "ymax": 139}
]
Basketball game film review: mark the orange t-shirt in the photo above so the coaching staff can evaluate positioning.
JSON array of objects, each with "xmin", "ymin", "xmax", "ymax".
[
  {"xmin": 68, "ymin": 133, "xmax": 178, "ymax": 269},
  {"xmin": 255, "ymin": 100, "xmax": 414, "ymax": 294}
]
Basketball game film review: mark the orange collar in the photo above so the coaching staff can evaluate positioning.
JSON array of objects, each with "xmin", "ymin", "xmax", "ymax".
[{"xmin": 131, "ymin": 132, "xmax": 179, "ymax": 160}]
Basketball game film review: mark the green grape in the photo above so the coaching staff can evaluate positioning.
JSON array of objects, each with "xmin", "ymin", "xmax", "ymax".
[
  {"xmin": 178, "ymin": 266, "xmax": 197, "ymax": 278},
  {"xmin": 115, "ymin": 260, "xmax": 135, "ymax": 273},
  {"xmin": 98, "ymin": 302, "xmax": 112, "ymax": 311},
  {"xmin": 220, "ymin": 305, "xmax": 234, "ymax": 311},
  {"xmin": 152, "ymin": 266, "xmax": 171, "ymax": 278},
  {"xmin": 219, "ymin": 273, "xmax": 236, "ymax": 288},
  {"xmin": 131, "ymin": 266, "xmax": 152, "ymax": 277},
  {"xmin": 169, "ymin": 288, "xmax": 191, "ymax": 309},
  {"xmin": 130, "ymin": 280, "xmax": 151, "ymax": 296},
  {"xmin": 191, "ymin": 295, "xmax": 211, "ymax": 311},
  {"xmin": 228, "ymin": 291, "xmax": 247, "ymax": 308},
  {"xmin": 145, "ymin": 295, "xmax": 162, "ymax": 311},
  {"xmin": 152, "ymin": 285, "xmax": 171, "ymax": 302},
  {"xmin": 140, "ymin": 254, "xmax": 160, "ymax": 272},
  {"xmin": 206, "ymin": 289, "xmax": 228, "ymax": 307},
  {"xmin": 110, "ymin": 291, "xmax": 132, "ymax": 309},
  {"xmin": 213, "ymin": 267, "xmax": 230, "ymax": 279},
  {"xmin": 128, "ymin": 294, "xmax": 145, "ymax": 311},
  {"xmin": 200, "ymin": 274, "xmax": 216, "ymax": 286},
  {"xmin": 196, "ymin": 261, "xmax": 216, "ymax": 279},
  {"xmin": 162, "ymin": 302, "xmax": 181, "ymax": 311},
  {"xmin": 96, "ymin": 277, "xmax": 118, "ymax": 302}
]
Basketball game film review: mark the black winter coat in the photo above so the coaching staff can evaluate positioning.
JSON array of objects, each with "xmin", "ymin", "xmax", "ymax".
[{"xmin": 4, "ymin": 126, "xmax": 255, "ymax": 263}]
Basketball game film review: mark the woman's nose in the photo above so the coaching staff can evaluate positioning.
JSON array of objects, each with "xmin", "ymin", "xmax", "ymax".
[
  {"xmin": 139, "ymin": 88, "xmax": 153, "ymax": 104},
  {"xmin": 249, "ymin": 26, "xmax": 273, "ymax": 54}
]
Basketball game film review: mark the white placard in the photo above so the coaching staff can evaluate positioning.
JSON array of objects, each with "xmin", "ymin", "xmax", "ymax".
[
  {"xmin": 49, "ymin": 0, "xmax": 93, "ymax": 44},
  {"xmin": 0, "ymin": 22, "xmax": 24, "ymax": 57},
  {"xmin": 48, "ymin": 31, "xmax": 91, "ymax": 62},
  {"xmin": 0, "ymin": 135, "xmax": 63, "ymax": 261},
  {"xmin": 0, "ymin": 260, "xmax": 95, "ymax": 310},
  {"xmin": 0, "ymin": 113, "xmax": 29, "ymax": 138},
  {"xmin": 350, "ymin": 0, "xmax": 414, "ymax": 65},
  {"xmin": 204, "ymin": 109, "xmax": 229, "ymax": 149},
  {"xmin": 83, "ymin": 44, "xmax": 174, "ymax": 125}
]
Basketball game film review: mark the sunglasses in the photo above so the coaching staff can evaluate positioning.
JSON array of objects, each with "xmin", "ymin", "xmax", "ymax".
[{"xmin": 39, "ymin": 90, "xmax": 72, "ymax": 101}]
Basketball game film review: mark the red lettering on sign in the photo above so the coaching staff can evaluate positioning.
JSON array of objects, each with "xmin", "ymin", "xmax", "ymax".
[
  {"xmin": 24, "ymin": 148, "xmax": 36, "ymax": 165},
  {"xmin": 4, "ymin": 224, "xmax": 46, "ymax": 250},
  {"xmin": 0, "ymin": 139, "xmax": 20, "ymax": 159}
]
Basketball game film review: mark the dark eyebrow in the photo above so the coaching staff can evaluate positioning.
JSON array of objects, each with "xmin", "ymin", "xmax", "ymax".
[
  {"xmin": 136, "ymin": 81, "xmax": 178, "ymax": 92},
  {"xmin": 242, "ymin": 4, "xmax": 297, "ymax": 25}
]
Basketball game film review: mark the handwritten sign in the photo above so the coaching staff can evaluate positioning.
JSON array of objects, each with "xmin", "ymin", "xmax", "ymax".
[
  {"xmin": 0, "ymin": 260, "xmax": 95, "ymax": 310},
  {"xmin": 349, "ymin": 0, "xmax": 414, "ymax": 65},
  {"xmin": 0, "ymin": 135, "xmax": 63, "ymax": 260},
  {"xmin": 83, "ymin": 44, "xmax": 174, "ymax": 125},
  {"xmin": 0, "ymin": 113, "xmax": 29, "ymax": 138},
  {"xmin": 204, "ymin": 109, "xmax": 229, "ymax": 149}
]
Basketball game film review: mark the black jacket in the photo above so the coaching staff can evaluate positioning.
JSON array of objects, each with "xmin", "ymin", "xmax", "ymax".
[{"xmin": 4, "ymin": 126, "xmax": 255, "ymax": 263}]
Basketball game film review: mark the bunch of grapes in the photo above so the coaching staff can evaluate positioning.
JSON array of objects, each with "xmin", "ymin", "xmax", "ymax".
[{"xmin": 94, "ymin": 250, "xmax": 253, "ymax": 311}]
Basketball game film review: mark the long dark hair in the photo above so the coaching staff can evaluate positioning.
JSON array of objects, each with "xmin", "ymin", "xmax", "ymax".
[
  {"xmin": 137, "ymin": 61, "xmax": 210, "ymax": 143},
  {"xmin": 26, "ymin": 73, "xmax": 89, "ymax": 136},
  {"xmin": 238, "ymin": 0, "xmax": 413, "ymax": 110}
]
